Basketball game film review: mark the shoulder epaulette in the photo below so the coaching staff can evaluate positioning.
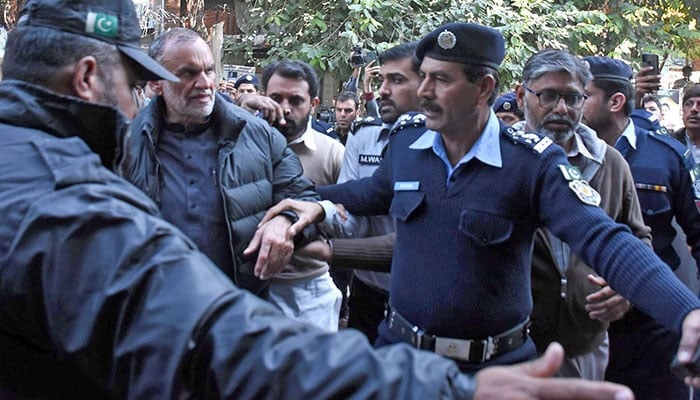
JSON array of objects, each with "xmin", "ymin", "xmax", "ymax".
[
  {"xmin": 350, "ymin": 115, "xmax": 382, "ymax": 134},
  {"xmin": 503, "ymin": 127, "xmax": 553, "ymax": 154},
  {"xmin": 389, "ymin": 112, "xmax": 426, "ymax": 136},
  {"xmin": 651, "ymin": 126, "xmax": 670, "ymax": 136},
  {"xmin": 646, "ymin": 131, "xmax": 694, "ymax": 168},
  {"xmin": 312, "ymin": 118, "xmax": 336, "ymax": 135}
]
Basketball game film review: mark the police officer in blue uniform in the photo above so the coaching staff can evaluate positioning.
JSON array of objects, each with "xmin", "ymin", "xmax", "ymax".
[
  {"xmin": 493, "ymin": 91, "xmax": 523, "ymax": 126},
  {"xmin": 582, "ymin": 56, "xmax": 700, "ymax": 400},
  {"xmin": 251, "ymin": 23, "xmax": 700, "ymax": 376}
]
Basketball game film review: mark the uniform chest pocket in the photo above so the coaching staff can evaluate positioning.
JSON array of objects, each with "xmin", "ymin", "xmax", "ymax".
[
  {"xmin": 637, "ymin": 189, "xmax": 671, "ymax": 217},
  {"xmin": 459, "ymin": 209, "xmax": 514, "ymax": 246},
  {"xmin": 389, "ymin": 191, "xmax": 425, "ymax": 222}
]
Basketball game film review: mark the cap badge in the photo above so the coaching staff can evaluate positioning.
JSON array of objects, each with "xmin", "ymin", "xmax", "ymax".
[
  {"xmin": 503, "ymin": 102, "xmax": 512, "ymax": 111},
  {"xmin": 86, "ymin": 12, "xmax": 118, "ymax": 38},
  {"xmin": 437, "ymin": 30, "xmax": 457, "ymax": 50}
]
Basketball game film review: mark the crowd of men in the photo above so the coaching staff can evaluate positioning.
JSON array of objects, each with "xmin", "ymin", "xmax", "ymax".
[{"xmin": 4, "ymin": 0, "xmax": 700, "ymax": 399}]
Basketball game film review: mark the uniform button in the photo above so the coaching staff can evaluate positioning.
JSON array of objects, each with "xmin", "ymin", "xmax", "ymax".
[
  {"xmin": 186, "ymin": 154, "xmax": 193, "ymax": 160},
  {"xmin": 480, "ymin": 236, "xmax": 488, "ymax": 243},
  {"xmin": 189, "ymin": 179, "xmax": 195, "ymax": 185},
  {"xmin": 190, "ymin": 203, "xmax": 197, "ymax": 209}
]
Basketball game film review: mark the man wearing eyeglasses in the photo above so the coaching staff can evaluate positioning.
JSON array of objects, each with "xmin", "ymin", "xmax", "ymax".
[
  {"xmin": 249, "ymin": 23, "xmax": 700, "ymax": 378},
  {"xmin": 514, "ymin": 49, "xmax": 650, "ymax": 381},
  {"xmin": 582, "ymin": 56, "xmax": 700, "ymax": 400}
]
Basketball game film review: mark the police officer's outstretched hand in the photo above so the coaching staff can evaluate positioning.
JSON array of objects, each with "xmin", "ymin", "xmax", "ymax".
[
  {"xmin": 473, "ymin": 343, "xmax": 634, "ymax": 400},
  {"xmin": 677, "ymin": 309, "xmax": 700, "ymax": 388}
]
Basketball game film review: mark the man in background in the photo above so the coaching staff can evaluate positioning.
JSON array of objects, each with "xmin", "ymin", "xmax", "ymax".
[
  {"xmin": 582, "ymin": 55, "xmax": 700, "ymax": 400},
  {"xmin": 233, "ymin": 73, "xmax": 259, "ymax": 100},
  {"xmin": 333, "ymin": 91, "xmax": 360, "ymax": 144},
  {"xmin": 493, "ymin": 91, "xmax": 523, "ymax": 125}
]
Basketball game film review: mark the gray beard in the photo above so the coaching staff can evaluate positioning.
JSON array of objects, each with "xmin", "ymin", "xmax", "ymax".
[{"xmin": 542, "ymin": 128, "xmax": 575, "ymax": 146}]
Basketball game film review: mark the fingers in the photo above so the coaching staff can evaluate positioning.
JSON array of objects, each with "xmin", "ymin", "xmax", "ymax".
[
  {"xmin": 253, "ymin": 235, "xmax": 272, "ymax": 278},
  {"xmin": 587, "ymin": 296, "xmax": 630, "ymax": 322},
  {"xmin": 587, "ymin": 274, "xmax": 607, "ymax": 287},
  {"xmin": 585, "ymin": 285, "xmax": 615, "ymax": 303},
  {"xmin": 678, "ymin": 309, "xmax": 700, "ymax": 363},
  {"xmin": 237, "ymin": 94, "xmax": 286, "ymax": 125},
  {"xmin": 258, "ymin": 200, "xmax": 292, "ymax": 227},
  {"xmin": 335, "ymin": 204, "xmax": 348, "ymax": 221},
  {"xmin": 473, "ymin": 342, "xmax": 634, "ymax": 400},
  {"xmin": 513, "ymin": 342, "xmax": 564, "ymax": 378},
  {"xmin": 530, "ymin": 378, "xmax": 634, "ymax": 400},
  {"xmin": 243, "ymin": 227, "xmax": 263, "ymax": 256},
  {"xmin": 252, "ymin": 217, "xmax": 295, "ymax": 280}
]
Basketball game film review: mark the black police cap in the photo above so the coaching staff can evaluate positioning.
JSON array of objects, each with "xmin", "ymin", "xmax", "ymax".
[
  {"xmin": 416, "ymin": 22, "xmax": 505, "ymax": 69},
  {"xmin": 583, "ymin": 56, "xmax": 632, "ymax": 82},
  {"xmin": 18, "ymin": 0, "xmax": 177, "ymax": 82},
  {"xmin": 493, "ymin": 92, "xmax": 519, "ymax": 113},
  {"xmin": 234, "ymin": 74, "xmax": 260, "ymax": 89}
]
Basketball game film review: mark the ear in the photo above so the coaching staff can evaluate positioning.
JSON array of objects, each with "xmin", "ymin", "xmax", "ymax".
[
  {"xmin": 609, "ymin": 92, "xmax": 626, "ymax": 113},
  {"xmin": 70, "ymin": 56, "xmax": 101, "ymax": 102},
  {"xmin": 149, "ymin": 80, "xmax": 164, "ymax": 96},
  {"xmin": 477, "ymin": 75, "xmax": 497, "ymax": 105},
  {"xmin": 514, "ymin": 83, "xmax": 526, "ymax": 110},
  {"xmin": 311, "ymin": 96, "xmax": 320, "ymax": 108}
]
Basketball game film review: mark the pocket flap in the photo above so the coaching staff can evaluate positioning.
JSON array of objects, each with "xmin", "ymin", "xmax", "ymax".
[
  {"xmin": 390, "ymin": 191, "xmax": 425, "ymax": 222},
  {"xmin": 459, "ymin": 209, "xmax": 513, "ymax": 246}
]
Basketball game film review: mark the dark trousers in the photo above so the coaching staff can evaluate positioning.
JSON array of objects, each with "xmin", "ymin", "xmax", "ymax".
[
  {"xmin": 347, "ymin": 278, "xmax": 388, "ymax": 344},
  {"xmin": 606, "ymin": 309, "xmax": 698, "ymax": 400}
]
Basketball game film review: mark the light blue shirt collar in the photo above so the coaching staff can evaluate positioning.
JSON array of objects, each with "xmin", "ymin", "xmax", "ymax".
[
  {"xmin": 409, "ymin": 111, "xmax": 503, "ymax": 168},
  {"xmin": 409, "ymin": 111, "xmax": 502, "ymax": 186},
  {"xmin": 617, "ymin": 120, "xmax": 637, "ymax": 149}
]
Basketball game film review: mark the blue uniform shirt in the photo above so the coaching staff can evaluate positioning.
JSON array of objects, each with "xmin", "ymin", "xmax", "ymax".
[
  {"xmin": 615, "ymin": 118, "xmax": 700, "ymax": 271},
  {"xmin": 320, "ymin": 111, "xmax": 700, "ymax": 371}
]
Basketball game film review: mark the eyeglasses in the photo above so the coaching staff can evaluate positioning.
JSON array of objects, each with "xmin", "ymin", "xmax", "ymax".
[{"xmin": 523, "ymin": 85, "xmax": 587, "ymax": 110}]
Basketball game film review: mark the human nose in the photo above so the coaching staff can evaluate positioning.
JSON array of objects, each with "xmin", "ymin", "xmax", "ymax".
[
  {"xmin": 194, "ymin": 71, "xmax": 214, "ymax": 89},
  {"xmin": 551, "ymin": 96, "xmax": 569, "ymax": 113},
  {"xmin": 279, "ymin": 99, "xmax": 292, "ymax": 115},
  {"xmin": 378, "ymin": 80, "xmax": 390, "ymax": 98},
  {"xmin": 417, "ymin": 78, "xmax": 432, "ymax": 100}
]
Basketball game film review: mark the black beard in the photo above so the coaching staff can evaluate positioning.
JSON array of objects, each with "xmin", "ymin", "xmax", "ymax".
[{"xmin": 275, "ymin": 114, "xmax": 309, "ymax": 139}]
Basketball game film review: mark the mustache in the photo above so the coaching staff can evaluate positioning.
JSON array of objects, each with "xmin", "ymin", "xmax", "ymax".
[
  {"xmin": 541, "ymin": 114, "xmax": 575, "ymax": 129},
  {"xmin": 379, "ymin": 98, "xmax": 394, "ymax": 108},
  {"xmin": 189, "ymin": 90, "xmax": 213, "ymax": 99},
  {"xmin": 420, "ymin": 100, "xmax": 441, "ymax": 113}
]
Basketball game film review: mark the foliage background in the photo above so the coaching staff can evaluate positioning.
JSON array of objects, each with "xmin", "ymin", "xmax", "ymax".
[{"xmin": 228, "ymin": 0, "xmax": 700, "ymax": 90}]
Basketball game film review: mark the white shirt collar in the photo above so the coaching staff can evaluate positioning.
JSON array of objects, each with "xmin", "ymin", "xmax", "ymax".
[
  {"xmin": 288, "ymin": 118, "xmax": 318, "ymax": 151},
  {"xmin": 618, "ymin": 119, "xmax": 637, "ymax": 149}
]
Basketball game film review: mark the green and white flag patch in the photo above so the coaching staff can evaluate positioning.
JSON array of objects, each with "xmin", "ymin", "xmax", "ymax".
[{"xmin": 86, "ymin": 12, "xmax": 118, "ymax": 38}]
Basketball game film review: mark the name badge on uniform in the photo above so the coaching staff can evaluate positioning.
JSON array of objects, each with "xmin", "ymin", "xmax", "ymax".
[
  {"xmin": 359, "ymin": 154, "xmax": 382, "ymax": 165},
  {"xmin": 394, "ymin": 181, "xmax": 420, "ymax": 191},
  {"xmin": 569, "ymin": 179, "xmax": 601, "ymax": 206}
]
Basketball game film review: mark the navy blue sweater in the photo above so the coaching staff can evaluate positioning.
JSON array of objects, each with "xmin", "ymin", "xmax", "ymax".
[{"xmin": 319, "ymin": 116, "xmax": 700, "ymax": 368}]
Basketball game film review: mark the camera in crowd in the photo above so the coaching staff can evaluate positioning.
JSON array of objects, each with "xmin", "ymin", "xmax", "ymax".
[
  {"xmin": 317, "ymin": 105, "xmax": 336, "ymax": 124},
  {"xmin": 350, "ymin": 45, "xmax": 366, "ymax": 68}
]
